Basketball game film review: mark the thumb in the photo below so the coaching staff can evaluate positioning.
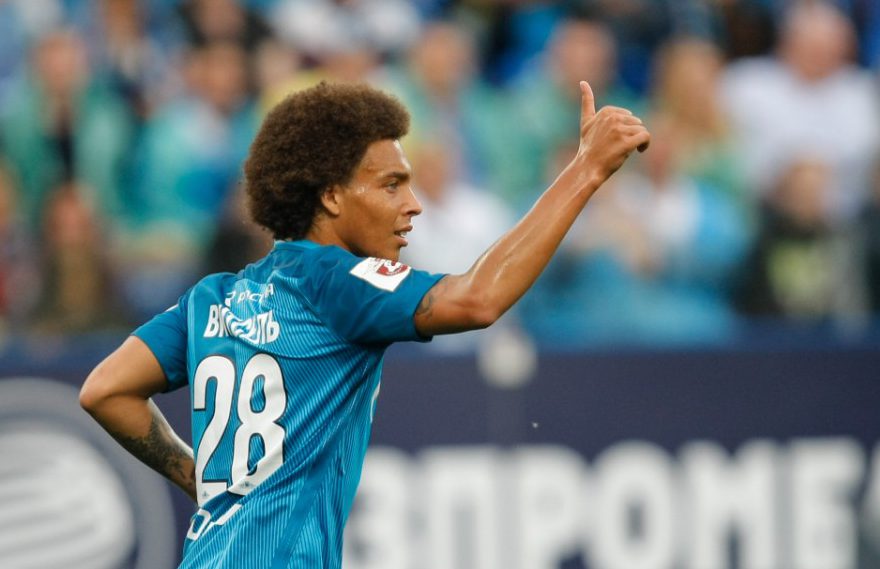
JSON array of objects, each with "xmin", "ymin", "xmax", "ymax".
[{"xmin": 580, "ymin": 81, "xmax": 596, "ymax": 124}]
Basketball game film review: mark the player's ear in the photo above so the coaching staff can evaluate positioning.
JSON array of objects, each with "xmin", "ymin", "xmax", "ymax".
[{"xmin": 320, "ymin": 185, "xmax": 343, "ymax": 217}]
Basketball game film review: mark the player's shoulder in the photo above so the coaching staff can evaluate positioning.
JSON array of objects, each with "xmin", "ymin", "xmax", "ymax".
[
  {"xmin": 269, "ymin": 240, "xmax": 361, "ymax": 278},
  {"xmin": 255, "ymin": 241, "xmax": 430, "ymax": 298},
  {"xmin": 274, "ymin": 241, "xmax": 424, "ymax": 297},
  {"xmin": 191, "ymin": 270, "xmax": 238, "ymax": 292},
  {"xmin": 184, "ymin": 271, "xmax": 239, "ymax": 306}
]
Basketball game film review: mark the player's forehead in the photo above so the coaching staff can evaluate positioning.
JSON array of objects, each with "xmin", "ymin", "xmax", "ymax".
[{"xmin": 355, "ymin": 139, "xmax": 412, "ymax": 179}]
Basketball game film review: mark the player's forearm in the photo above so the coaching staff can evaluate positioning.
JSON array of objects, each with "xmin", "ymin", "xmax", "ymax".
[
  {"xmin": 461, "ymin": 162, "xmax": 600, "ymax": 314},
  {"xmin": 84, "ymin": 395, "xmax": 197, "ymax": 501},
  {"xmin": 80, "ymin": 337, "xmax": 196, "ymax": 501},
  {"xmin": 414, "ymin": 82, "xmax": 650, "ymax": 336},
  {"xmin": 414, "ymin": 161, "xmax": 602, "ymax": 335}
]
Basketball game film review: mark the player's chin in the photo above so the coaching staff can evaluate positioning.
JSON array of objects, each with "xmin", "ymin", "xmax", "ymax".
[
  {"xmin": 384, "ymin": 248, "xmax": 402, "ymax": 262},
  {"xmin": 384, "ymin": 241, "xmax": 405, "ymax": 261}
]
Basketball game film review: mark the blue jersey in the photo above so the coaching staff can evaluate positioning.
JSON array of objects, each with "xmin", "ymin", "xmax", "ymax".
[{"xmin": 133, "ymin": 240, "xmax": 443, "ymax": 569}]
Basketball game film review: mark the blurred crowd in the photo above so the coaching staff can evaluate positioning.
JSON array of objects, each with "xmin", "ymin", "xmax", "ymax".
[{"xmin": 1, "ymin": 0, "xmax": 879, "ymax": 348}]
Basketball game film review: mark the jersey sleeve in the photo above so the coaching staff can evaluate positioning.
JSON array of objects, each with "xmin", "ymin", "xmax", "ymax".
[
  {"xmin": 303, "ymin": 248, "xmax": 445, "ymax": 345},
  {"xmin": 131, "ymin": 289, "xmax": 191, "ymax": 392}
]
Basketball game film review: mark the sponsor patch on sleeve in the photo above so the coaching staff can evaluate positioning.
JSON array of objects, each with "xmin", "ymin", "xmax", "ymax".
[{"xmin": 349, "ymin": 258, "xmax": 412, "ymax": 292}]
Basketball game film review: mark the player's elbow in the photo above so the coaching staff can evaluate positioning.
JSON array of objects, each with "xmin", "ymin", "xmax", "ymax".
[
  {"xmin": 79, "ymin": 362, "xmax": 114, "ymax": 416},
  {"xmin": 461, "ymin": 293, "xmax": 503, "ymax": 330}
]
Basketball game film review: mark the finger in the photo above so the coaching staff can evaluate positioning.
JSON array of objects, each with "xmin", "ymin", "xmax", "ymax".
[
  {"xmin": 613, "ymin": 128, "xmax": 651, "ymax": 154},
  {"xmin": 580, "ymin": 81, "xmax": 596, "ymax": 123},
  {"xmin": 619, "ymin": 114, "xmax": 643, "ymax": 126},
  {"xmin": 632, "ymin": 130, "xmax": 651, "ymax": 153},
  {"xmin": 599, "ymin": 105, "xmax": 634, "ymax": 116},
  {"xmin": 617, "ymin": 124, "xmax": 649, "ymax": 137}
]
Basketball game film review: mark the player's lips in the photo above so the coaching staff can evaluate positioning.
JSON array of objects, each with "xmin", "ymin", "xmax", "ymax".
[{"xmin": 394, "ymin": 226, "xmax": 412, "ymax": 246}]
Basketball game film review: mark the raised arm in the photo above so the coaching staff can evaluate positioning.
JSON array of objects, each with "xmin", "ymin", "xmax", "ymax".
[
  {"xmin": 79, "ymin": 336, "xmax": 197, "ymax": 502},
  {"xmin": 414, "ymin": 81, "xmax": 650, "ymax": 336}
]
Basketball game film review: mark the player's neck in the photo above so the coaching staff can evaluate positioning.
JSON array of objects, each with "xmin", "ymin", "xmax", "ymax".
[{"xmin": 304, "ymin": 221, "xmax": 349, "ymax": 253}]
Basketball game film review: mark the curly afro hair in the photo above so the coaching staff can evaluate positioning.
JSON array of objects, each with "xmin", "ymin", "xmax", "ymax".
[{"xmin": 244, "ymin": 82, "xmax": 410, "ymax": 240}]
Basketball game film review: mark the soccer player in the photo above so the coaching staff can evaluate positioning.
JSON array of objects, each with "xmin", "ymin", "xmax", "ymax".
[{"xmin": 79, "ymin": 81, "xmax": 648, "ymax": 568}]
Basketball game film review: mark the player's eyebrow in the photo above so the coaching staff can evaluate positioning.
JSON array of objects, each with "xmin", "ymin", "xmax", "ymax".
[{"xmin": 382, "ymin": 170, "xmax": 411, "ymax": 183}]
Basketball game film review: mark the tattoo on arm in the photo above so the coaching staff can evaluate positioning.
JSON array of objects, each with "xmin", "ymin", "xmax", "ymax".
[
  {"xmin": 416, "ymin": 277, "xmax": 449, "ymax": 318},
  {"xmin": 416, "ymin": 289, "xmax": 436, "ymax": 316},
  {"xmin": 111, "ymin": 413, "xmax": 196, "ymax": 500}
]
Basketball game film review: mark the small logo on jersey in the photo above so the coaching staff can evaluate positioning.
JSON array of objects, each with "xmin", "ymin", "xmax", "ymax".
[
  {"xmin": 350, "ymin": 258, "xmax": 412, "ymax": 292},
  {"xmin": 224, "ymin": 283, "xmax": 275, "ymax": 307},
  {"xmin": 377, "ymin": 261, "xmax": 409, "ymax": 276}
]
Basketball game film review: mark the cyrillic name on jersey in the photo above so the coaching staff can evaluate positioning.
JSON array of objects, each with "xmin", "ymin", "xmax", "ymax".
[{"xmin": 204, "ymin": 305, "xmax": 281, "ymax": 344}]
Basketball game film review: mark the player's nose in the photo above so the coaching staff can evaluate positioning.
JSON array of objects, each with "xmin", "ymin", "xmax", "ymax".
[{"xmin": 404, "ymin": 186, "xmax": 422, "ymax": 217}]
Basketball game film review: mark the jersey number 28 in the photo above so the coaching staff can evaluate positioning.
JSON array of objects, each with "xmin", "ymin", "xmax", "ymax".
[{"xmin": 192, "ymin": 354, "xmax": 287, "ymax": 505}]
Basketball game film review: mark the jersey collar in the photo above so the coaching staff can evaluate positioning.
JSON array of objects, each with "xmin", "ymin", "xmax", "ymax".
[{"xmin": 274, "ymin": 239, "xmax": 321, "ymax": 251}]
